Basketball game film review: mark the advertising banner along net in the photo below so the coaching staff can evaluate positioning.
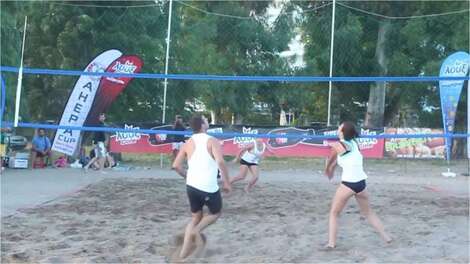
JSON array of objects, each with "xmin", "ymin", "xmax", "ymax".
[
  {"xmin": 384, "ymin": 128, "xmax": 445, "ymax": 159},
  {"xmin": 109, "ymin": 124, "xmax": 385, "ymax": 158}
]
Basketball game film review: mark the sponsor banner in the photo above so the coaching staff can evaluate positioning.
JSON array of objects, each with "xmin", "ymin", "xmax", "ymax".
[
  {"xmin": 52, "ymin": 49, "xmax": 122, "ymax": 155},
  {"xmin": 85, "ymin": 55, "xmax": 143, "ymax": 125},
  {"xmin": 384, "ymin": 128, "xmax": 445, "ymax": 159},
  {"xmin": 110, "ymin": 124, "xmax": 385, "ymax": 158},
  {"xmin": 439, "ymin": 51, "xmax": 470, "ymax": 160},
  {"xmin": 111, "ymin": 124, "xmax": 174, "ymax": 153}
]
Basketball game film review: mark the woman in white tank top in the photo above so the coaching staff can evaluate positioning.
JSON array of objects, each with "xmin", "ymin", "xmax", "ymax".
[
  {"xmin": 324, "ymin": 121, "xmax": 392, "ymax": 249},
  {"xmin": 230, "ymin": 138, "xmax": 271, "ymax": 193}
]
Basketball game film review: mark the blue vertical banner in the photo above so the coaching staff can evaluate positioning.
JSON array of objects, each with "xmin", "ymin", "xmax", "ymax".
[{"xmin": 439, "ymin": 51, "xmax": 470, "ymax": 161}]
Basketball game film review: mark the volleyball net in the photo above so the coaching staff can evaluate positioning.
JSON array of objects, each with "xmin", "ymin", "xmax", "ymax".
[{"xmin": 0, "ymin": 66, "xmax": 468, "ymax": 161}]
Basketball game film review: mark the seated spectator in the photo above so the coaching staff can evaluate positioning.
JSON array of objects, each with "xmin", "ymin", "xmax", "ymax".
[
  {"xmin": 84, "ymin": 146, "xmax": 115, "ymax": 171},
  {"xmin": 31, "ymin": 128, "xmax": 52, "ymax": 168}
]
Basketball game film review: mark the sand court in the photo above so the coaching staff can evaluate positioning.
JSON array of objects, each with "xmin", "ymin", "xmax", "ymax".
[{"xmin": 1, "ymin": 162, "xmax": 468, "ymax": 263}]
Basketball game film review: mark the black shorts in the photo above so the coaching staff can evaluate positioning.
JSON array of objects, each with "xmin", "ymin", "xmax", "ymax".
[
  {"xmin": 342, "ymin": 180, "xmax": 366, "ymax": 193},
  {"xmin": 186, "ymin": 185, "xmax": 222, "ymax": 214},
  {"xmin": 240, "ymin": 159, "xmax": 258, "ymax": 167}
]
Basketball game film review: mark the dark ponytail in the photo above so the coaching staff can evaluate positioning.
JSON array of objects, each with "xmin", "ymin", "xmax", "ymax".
[{"xmin": 341, "ymin": 121, "xmax": 359, "ymax": 141}]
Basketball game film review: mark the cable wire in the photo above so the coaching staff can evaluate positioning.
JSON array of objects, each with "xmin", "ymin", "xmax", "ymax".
[{"xmin": 337, "ymin": 2, "xmax": 469, "ymax": 20}]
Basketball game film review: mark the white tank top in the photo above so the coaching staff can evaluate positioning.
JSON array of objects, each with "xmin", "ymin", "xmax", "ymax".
[
  {"xmin": 337, "ymin": 140, "xmax": 368, "ymax": 183},
  {"xmin": 241, "ymin": 142, "xmax": 265, "ymax": 164},
  {"xmin": 186, "ymin": 133, "xmax": 219, "ymax": 193}
]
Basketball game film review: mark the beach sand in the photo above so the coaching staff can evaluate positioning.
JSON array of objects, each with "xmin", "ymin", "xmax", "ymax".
[{"xmin": 1, "ymin": 160, "xmax": 469, "ymax": 263}]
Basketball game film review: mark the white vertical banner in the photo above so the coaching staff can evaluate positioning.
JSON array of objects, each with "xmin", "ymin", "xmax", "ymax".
[
  {"xmin": 52, "ymin": 49, "xmax": 122, "ymax": 155},
  {"xmin": 14, "ymin": 16, "xmax": 27, "ymax": 127},
  {"xmin": 468, "ymin": 79, "xmax": 470, "ymax": 159}
]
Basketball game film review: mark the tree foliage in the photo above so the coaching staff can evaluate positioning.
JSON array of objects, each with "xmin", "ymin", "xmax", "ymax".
[{"xmin": 1, "ymin": 0, "xmax": 468, "ymax": 129}]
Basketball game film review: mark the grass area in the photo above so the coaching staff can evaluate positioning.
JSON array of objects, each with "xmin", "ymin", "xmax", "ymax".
[
  {"xmin": 120, "ymin": 153, "xmax": 238, "ymax": 167},
  {"xmin": 120, "ymin": 153, "xmax": 469, "ymax": 170},
  {"xmin": 121, "ymin": 153, "xmax": 171, "ymax": 166}
]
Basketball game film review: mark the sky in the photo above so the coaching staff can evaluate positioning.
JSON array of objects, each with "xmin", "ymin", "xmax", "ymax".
[{"xmin": 267, "ymin": 0, "xmax": 306, "ymax": 68}]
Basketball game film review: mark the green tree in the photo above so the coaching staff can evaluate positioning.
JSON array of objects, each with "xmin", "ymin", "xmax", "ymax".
[
  {"xmin": 172, "ymin": 1, "xmax": 295, "ymax": 124},
  {"xmin": 299, "ymin": 0, "xmax": 469, "ymax": 128},
  {"xmin": 1, "ymin": 1, "xmax": 468, "ymax": 129}
]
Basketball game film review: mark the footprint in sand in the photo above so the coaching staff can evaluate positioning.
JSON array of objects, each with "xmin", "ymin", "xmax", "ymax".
[{"xmin": 168, "ymin": 233, "xmax": 207, "ymax": 263}]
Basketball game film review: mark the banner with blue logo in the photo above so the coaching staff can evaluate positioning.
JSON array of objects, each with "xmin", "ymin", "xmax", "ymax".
[{"xmin": 439, "ymin": 51, "xmax": 470, "ymax": 161}]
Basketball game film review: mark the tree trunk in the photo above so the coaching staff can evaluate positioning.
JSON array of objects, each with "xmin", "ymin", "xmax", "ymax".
[
  {"xmin": 383, "ymin": 85, "xmax": 402, "ymax": 126},
  {"xmin": 234, "ymin": 113, "xmax": 244, "ymax": 125},
  {"xmin": 453, "ymin": 138, "xmax": 465, "ymax": 159},
  {"xmin": 210, "ymin": 110, "xmax": 217, "ymax": 125},
  {"xmin": 365, "ymin": 19, "xmax": 391, "ymax": 128}
]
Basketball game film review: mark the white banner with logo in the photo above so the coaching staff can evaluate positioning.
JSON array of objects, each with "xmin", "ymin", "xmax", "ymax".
[{"xmin": 52, "ymin": 49, "xmax": 122, "ymax": 155}]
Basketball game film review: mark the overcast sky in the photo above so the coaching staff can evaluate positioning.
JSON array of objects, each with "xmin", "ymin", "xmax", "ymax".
[{"xmin": 267, "ymin": 0, "xmax": 306, "ymax": 68}]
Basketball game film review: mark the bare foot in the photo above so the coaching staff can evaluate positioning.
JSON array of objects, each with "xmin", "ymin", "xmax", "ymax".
[
  {"xmin": 177, "ymin": 240, "xmax": 196, "ymax": 260},
  {"xmin": 322, "ymin": 244, "xmax": 336, "ymax": 251},
  {"xmin": 168, "ymin": 234, "xmax": 185, "ymax": 263},
  {"xmin": 168, "ymin": 233, "xmax": 195, "ymax": 262},
  {"xmin": 178, "ymin": 233, "xmax": 206, "ymax": 261},
  {"xmin": 244, "ymin": 185, "xmax": 251, "ymax": 193}
]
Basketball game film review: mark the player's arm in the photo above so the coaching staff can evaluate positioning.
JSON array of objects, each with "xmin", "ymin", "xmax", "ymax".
[
  {"xmin": 211, "ymin": 138, "xmax": 232, "ymax": 193},
  {"xmin": 325, "ymin": 142, "xmax": 345, "ymax": 179},
  {"xmin": 172, "ymin": 141, "xmax": 188, "ymax": 178},
  {"xmin": 233, "ymin": 143, "xmax": 253, "ymax": 163}
]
